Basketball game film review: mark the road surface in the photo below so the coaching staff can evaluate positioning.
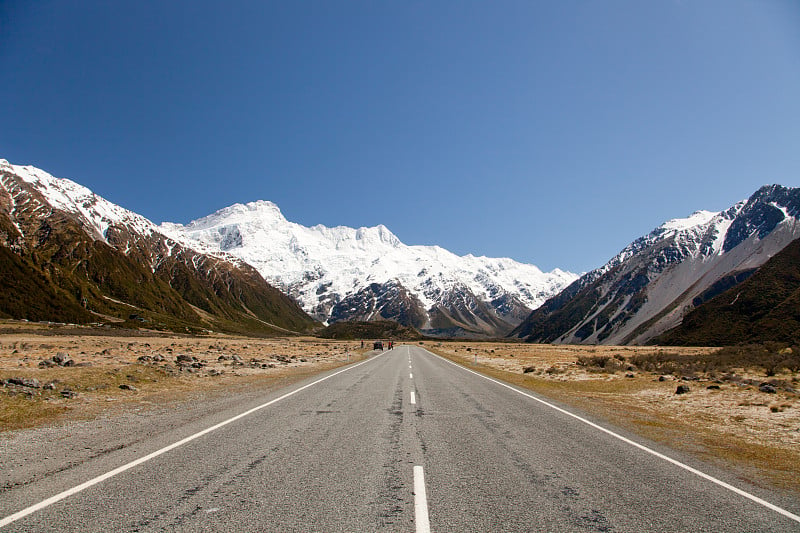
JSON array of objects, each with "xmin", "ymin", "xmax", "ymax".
[{"xmin": 1, "ymin": 345, "xmax": 798, "ymax": 531}]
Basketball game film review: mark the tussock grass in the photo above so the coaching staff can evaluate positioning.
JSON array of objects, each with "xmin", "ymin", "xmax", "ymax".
[
  {"xmin": 574, "ymin": 343, "xmax": 800, "ymax": 381},
  {"xmin": 1, "ymin": 335, "xmax": 369, "ymax": 432},
  {"xmin": 0, "ymin": 365, "xmax": 169, "ymax": 430}
]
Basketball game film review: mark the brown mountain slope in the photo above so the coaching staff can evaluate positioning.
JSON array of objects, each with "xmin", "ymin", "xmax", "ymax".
[{"xmin": 0, "ymin": 162, "xmax": 317, "ymax": 335}]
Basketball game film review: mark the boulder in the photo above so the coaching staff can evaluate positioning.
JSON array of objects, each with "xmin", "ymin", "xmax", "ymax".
[
  {"xmin": 53, "ymin": 352, "xmax": 72, "ymax": 366},
  {"xmin": 7, "ymin": 377, "xmax": 41, "ymax": 388}
]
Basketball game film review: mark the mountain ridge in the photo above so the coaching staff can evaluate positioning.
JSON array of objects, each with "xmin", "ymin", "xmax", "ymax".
[
  {"xmin": 511, "ymin": 184, "xmax": 800, "ymax": 345},
  {"xmin": 0, "ymin": 159, "xmax": 317, "ymax": 335},
  {"xmin": 163, "ymin": 198, "xmax": 578, "ymax": 337}
]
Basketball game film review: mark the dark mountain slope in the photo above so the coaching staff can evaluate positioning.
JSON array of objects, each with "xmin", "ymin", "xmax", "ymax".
[{"xmin": 656, "ymin": 238, "xmax": 800, "ymax": 345}]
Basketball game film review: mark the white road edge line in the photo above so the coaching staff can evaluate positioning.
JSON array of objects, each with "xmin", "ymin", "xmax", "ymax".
[
  {"xmin": 431, "ymin": 351, "xmax": 800, "ymax": 524},
  {"xmin": 414, "ymin": 465, "xmax": 431, "ymax": 533},
  {"xmin": 0, "ymin": 352, "xmax": 389, "ymax": 530},
  {"xmin": 410, "ymin": 391, "xmax": 416, "ymax": 405}
]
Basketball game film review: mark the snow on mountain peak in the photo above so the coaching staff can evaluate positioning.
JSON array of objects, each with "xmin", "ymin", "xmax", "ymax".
[
  {"xmin": 660, "ymin": 210, "xmax": 718, "ymax": 233},
  {"xmin": 2, "ymin": 161, "xmax": 156, "ymax": 241},
  {"xmin": 164, "ymin": 200, "xmax": 577, "ymax": 322},
  {"xmin": 186, "ymin": 200, "xmax": 286, "ymax": 229}
]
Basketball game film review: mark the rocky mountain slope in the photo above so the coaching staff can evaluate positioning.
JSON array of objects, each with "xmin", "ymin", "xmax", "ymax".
[
  {"xmin": 163, "ymin": 201, "xmax": 577, "ymax": 337},
  {"xmin": 0, "ymin": 160, "xmax": 317, "ymax": 335},
  {"xmin": 655, "ymin": 236, "xmax": 800, "ymax": 346},
  {"xmin": 511, "ymin": 185, "xmax": 800, "ymax": 345}
]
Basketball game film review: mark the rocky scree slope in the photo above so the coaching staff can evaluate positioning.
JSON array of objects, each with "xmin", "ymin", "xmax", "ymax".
[
  {"xmin": 0, "ymin": 160, "xmax": 316, "ymax": 335},
  {"xmin": 655, "ymin": 235, "xmax": 800, "ymax": 346},
  {"xmin": 511, "ymin": 185, "xmax": 800, "ymax": 345},
  {"xmin": 162, "ymin": 201, "xmax": 577, "ymax": 338}
]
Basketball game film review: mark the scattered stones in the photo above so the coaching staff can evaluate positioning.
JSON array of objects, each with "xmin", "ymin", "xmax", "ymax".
[
  {"xmin": 707, "ymin": 385, "xmax": 721, "ymax": 390},
  {"xmin": 658, "ymin": 375, "xmax": 669, "ymax": 382},
  {"xmin": 137, "ymin": 355, "xmax": 153, "ymax": 363},
  {"xmin": 176, "ymin": 354, "xmax": 194, "ymax": 364},
  {"xmin": 119, "ymin": 384, "xmax": 138, "ymax": 391},
  {"xmin": 759, "ymin": 383, "xmax": 777, "ymax": 394},
  {"xmin": 675, "ymin": 385, "xmax": 691, "ymax": 395},
  {"xmin": 6, "ymin": 377, "xmax": 42, "ymax": 388},
  {"xmin": 523, "ymin": 366, "xmax": 536, "ymax": 374},
  {"xmin": 60, "ymin": 389, "xmax": 78, "ymax": 399},
  {"xmin": 40, "ymin": 352, "xmax": 75, "ymax": 367}
]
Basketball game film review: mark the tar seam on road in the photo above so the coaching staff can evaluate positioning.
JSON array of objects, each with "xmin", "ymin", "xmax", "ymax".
[
  {"xmin": 413, "ymin": 465, "xmax": 431, "ymax": 533},
  {"xmin": 0, "ymin": 351, "xmax": 390, "ymax": 530},
  {"xmin": 430, "ymin": 350, "xmax": 800, "ymax": 524}
]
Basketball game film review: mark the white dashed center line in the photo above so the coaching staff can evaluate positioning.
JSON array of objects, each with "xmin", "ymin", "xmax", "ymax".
[
  {"xmin": 410, "ymin": 391, "xmax": 416, "ymax": 404},
  {"xmin": 413, "ymin": 465, "xmax": 431, "ymax": 533}
]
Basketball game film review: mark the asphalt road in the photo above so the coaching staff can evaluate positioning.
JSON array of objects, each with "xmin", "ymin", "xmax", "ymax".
[{"xmin": 1, "ymin": 345, "xmax": 799, "ymax": 532}]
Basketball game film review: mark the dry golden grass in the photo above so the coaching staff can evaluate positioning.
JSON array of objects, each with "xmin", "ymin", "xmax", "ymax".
[
  {"xmin": 427, "ymin": 341, "xmax": 800, "ymax": 497},
  {"xmin": 0, "ymin": 330, "xmax": 367, "ymax": 431}
]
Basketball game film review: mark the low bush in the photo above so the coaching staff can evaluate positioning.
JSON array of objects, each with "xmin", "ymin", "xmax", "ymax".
[{"xmin": 628, "ymin": 344, "xmax": 800, "ymax": 377}]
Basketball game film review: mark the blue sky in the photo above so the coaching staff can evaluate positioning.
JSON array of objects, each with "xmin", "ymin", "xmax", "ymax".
[{"xmin": 2, "ymin": 1, "xmax": 799, "ymax": 273}]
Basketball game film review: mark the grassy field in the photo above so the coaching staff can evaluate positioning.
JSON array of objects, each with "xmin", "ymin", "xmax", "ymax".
[{"xmin": 0, "ymin": 325, "xmax": 367, "ymax": 431}]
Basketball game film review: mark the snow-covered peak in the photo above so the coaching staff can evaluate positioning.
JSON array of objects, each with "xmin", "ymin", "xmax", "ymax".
[
  {"xmin": 186, "ymin": 200, "xmax": 287, "ymax": 230},
  {"xmin": 659, "ymin": 210, "xmax": 718, "ymax": 233},
  {"xmin": 2, "ymin": 161, "xmax": 157, "ymax": 241},
  {"xmin": 164, "ymin": 200, "xmax": 577, "ymax": 319}
]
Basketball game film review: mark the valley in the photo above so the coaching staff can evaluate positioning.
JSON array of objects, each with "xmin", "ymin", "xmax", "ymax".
[
  {"xmin": 2, "ymin": 337, "xmax": 798, "ymax": 531},
  {"xmin": 2, "ymin": 325, "xmax": 798, "ymax": 501}
]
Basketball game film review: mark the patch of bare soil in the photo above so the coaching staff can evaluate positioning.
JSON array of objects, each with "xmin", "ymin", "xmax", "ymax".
[
  {"xmin": 427, "ymin": 342, "xmax": 800, "ymax": 498},
  {"xmin": 0, "ymin": 329, "xmax": 367, "ymax": 431}
]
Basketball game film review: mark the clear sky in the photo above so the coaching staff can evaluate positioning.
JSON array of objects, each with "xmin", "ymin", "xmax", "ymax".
[{"xmin": 2, "ymin": 1, "xmax": 799, "ymax": 273}]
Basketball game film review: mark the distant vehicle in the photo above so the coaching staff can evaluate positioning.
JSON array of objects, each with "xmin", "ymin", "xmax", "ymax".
[{"xmin": 373, "ymin": 341, "xmax": 383, "ymax": 350}]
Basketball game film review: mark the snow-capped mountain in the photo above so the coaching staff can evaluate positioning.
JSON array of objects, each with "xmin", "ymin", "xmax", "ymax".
[
  {"xmin": 0, "ymin": 160, "xmax": 315, "ymax": 334},
  {"xmin": 162, "ymin": 201, "xmax": 577, "ymax": 337},
  {"xmin": 512, "ymin": 185, "xmax": 800, "ymax": 345}
]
